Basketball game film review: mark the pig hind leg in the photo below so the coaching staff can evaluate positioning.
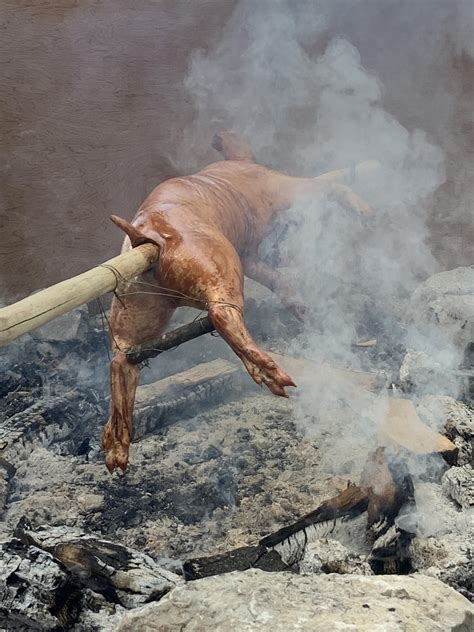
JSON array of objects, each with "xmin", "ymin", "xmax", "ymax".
[{"xmin": 102, "ymin": 282, "xmax": 175, "ymax": 472}]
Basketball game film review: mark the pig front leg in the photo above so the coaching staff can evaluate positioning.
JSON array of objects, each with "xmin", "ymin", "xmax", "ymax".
[
  {"xmin": 208, "ymin": 299, "xmax": 296, "ymax": 397},
  {"xmin": 201, "ymin": 253, "xmax": 296, "ymax": 396}
]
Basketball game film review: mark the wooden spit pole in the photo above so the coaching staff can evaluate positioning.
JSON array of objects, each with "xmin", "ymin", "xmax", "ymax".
[
  {"xmin": 0, "ymin": 243, "xmax": 160, "ymax": 347},
  {"xmin": 317, "ymin": 159, "xmax": 380, "ymax": 184}
]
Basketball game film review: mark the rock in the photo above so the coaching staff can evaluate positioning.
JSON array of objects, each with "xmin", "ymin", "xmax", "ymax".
[
  {"xmin": 410, "ymin": 532, "xmax": 474, "ymax": 602},
  {"xmin": 417, "ymin": 396, "xmax": 474, "ymax": 465},
  {"xmin": 399, "ymin": 349, "xmax": 458, "ymax": 395},
  {"xmin": 116, "ymin": 569, "xmax": 474, "ymax": 631},
  {"xmin": 77, "ymin": 493, "xmax": 104, "ymax": 514},
  {"xmin": 408, "ymin": 481, "xmax": 474, "ymax": 600},
  {"xmin": 72, "ymin": 589, "xmax": 125, "ymax": 632},
  {"xmin": 442, "ymin": 465, "xmax": 474, "ymax": 509},
  {"xmin": 400, "ymin": 349, "xmax": 439, "ymax": 384},
  {"xmin": 299, "ymin": 538, "xmax": 372, "ymax": 575},
  {"xmin": 414, "ymin": 482, "xmax": 467, "ymax": 537},
  {"xmin": 444, "ymin": 401, "xmax": 474, "ymax": 466},
  {"xmin": 406, "ymin": 266, "xmax": 474, "ymax": 353}
]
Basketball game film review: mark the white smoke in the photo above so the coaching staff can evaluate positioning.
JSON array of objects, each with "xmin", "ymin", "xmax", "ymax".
[{"xmin": 179, "ymin": 0, "xmax": 468, "ymax": 489}]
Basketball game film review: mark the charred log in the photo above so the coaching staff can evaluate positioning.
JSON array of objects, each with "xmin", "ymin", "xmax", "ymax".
[
  {"xmin": 0, "ymin": 456, "xmax": 15, "ymax": 514},
  {"xmin": 259, "ymin": 448, "xmax": 416, "ymax": 571},
  {"xmin": 361, "ymin": 447, "xmax": 415, "ymax": 530},
  {"xmin": 133, "ymin": 358, "xmax": 239, "ymax": 441},
  {"xmin": 0, "ymin": 538, "xmax": 81, "ymax": 630},
  {"xmin": 183, "ymin": 545, "xmax": 289, "ymax": 581},
  {"xmin": 0, "ymin": 390, "xmax": 100, "ymax": 464},
  {"xmin": 260, "ymin": 486, "xmax": 370, "ymax": 550},
  {"xmin": 14, "ymin": 519, "xmax": 181, "ymax": 609},
  {"xmin": 368, "ymin": 525, "xmax": 414, "ymax": 575}
]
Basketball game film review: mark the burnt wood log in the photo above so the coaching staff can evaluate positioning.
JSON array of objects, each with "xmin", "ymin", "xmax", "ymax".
[
  {"xmin": 361, "ymin": 446, "xmax": 415, "ymax": 530},
  {"xmin": 0, "ymin": 538, "xmax": 81, "ymax": 630},
  {"xmin": 183, "ymin": 545, "xmax": 288, "ymax": 581},
  {"xmin": 0, "ymin": 390, "xmax": 82, "ymax": 462},
  {"xmin": 0, "ymin": 457, "xmax": 16, "ymax": 514},
  {"xmin": 133, "ymin": 358, "xmax": 239, "ymax": 440},
  {"xmin": 15, "ymin": 519, "xmax": 181, "ymax": 609},
  {"xmin": 260, "ymin": 486, "xmax": 370, "ymax": 550},
  {"xmin": 369, "ymin": 524, "xmax": 414, "ymax": 575},
  {"xmin": 0, "ymin": 358, "xmax": 239, "ymax": 463},
  {"xmin": 259, "ymin": 447, "xmax": 416, "ymax": 571}
]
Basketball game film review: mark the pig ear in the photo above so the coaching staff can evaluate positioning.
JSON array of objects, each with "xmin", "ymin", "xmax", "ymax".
[
  {"xmin": 212, "ymin": 130, "xmax": 255, "ymax": 162},
  {"xmin": 110, "ymin": 215, "xmax": 166, "ymax": 248}
]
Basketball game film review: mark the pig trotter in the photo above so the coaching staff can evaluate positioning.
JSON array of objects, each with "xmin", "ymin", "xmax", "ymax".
[
  {"xmin": 208, "ymin": 303, "xmax": 296, "ymax": 397},
  {"xmin": 102, "ymin": 410, "xmax": 131, "ymax": 473},
  {"xmin": 241, "ymin": 349, "xmax": 296, "ymax": 397}
]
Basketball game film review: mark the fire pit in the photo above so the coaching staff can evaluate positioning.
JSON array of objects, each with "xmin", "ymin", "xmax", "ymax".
[{"xmin": 1, "ymin": 264, "xmax": 473, "ymax": 630}]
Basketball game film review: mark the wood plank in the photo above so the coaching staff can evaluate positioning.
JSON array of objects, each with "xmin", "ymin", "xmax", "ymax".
[
  {"xmin": 378, "ymin": 397, "xmax": 457, "ymax": 460},
  {"xmin": 134, "ymin": 359, "xmax": 239, "ymax": 440},
  {"xmin": 269, "ymin": 351, "xmax": 383, "ymax": 392}
]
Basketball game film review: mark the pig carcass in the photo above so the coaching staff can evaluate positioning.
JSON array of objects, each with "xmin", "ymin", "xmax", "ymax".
[{"xmin": 102, "ymin": 132, "xmax": 374, "ymax": 472}]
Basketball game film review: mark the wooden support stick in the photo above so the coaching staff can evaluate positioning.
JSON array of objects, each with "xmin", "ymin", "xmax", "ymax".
[
  {"xmin": 0, "ymin": 243, "xmax": 160, "ymax": 347},
  {"xmin": 126, "ymin": 316, "xmax": 215, "ymax": 364}
]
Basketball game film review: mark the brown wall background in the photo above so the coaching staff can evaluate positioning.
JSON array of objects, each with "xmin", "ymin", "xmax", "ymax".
[
  {"xmin": 1, "ymin": 0, "xmax": 472, "ymax": 302},
  {"xmin": 0, "ymin": 0, "xmax": 236, "ymax": 300}
]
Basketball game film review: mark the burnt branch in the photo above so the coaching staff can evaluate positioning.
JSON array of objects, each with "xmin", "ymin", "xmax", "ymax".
[
  {"xmin": 260, "ymin": 486, "xmax": 370, "ymax": 549},
  {"xmin": 126, "ymin": 316, "xmax": 215, "ymax": 364}
]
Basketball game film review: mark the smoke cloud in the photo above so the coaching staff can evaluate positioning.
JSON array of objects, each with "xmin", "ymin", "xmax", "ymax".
[{"xmin": 180, "ymin": 0, "xmax": 470, "ymax": 496}]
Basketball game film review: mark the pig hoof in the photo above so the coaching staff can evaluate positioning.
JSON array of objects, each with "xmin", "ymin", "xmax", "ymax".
[
  {"xmin": 104, "ymin": 444, "xmax": 129, "ymax": 473},
  {"xmin": 244, "ymin": 353, "xmax": 296, "ymax": 397},
  {"xmin": 102, "ymin": 415, "xmax": 131, "ymax": 473}
]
